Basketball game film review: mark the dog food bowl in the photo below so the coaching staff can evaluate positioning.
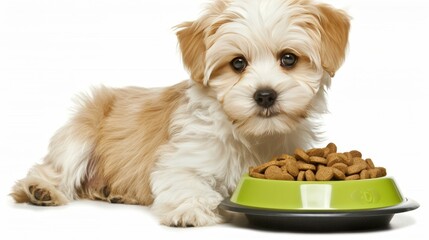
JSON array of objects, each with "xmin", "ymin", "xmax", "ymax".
[{"xmin": 220, "ymin": 175, "xmax": 419, "ymax": 231}]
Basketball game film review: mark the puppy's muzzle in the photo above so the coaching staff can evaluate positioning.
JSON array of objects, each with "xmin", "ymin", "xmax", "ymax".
[{"xmin": 254, "ymin": 89, "xmax": 277, "ymax": 108}]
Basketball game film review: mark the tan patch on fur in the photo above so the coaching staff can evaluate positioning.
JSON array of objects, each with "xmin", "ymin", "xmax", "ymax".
[
  {"xmin": 176, "ymin": 21, "xmax": 207, "ymax": 83},
  {"xmin": 292, "ymin": 0, "xmax": 350, "ymax": 77},
  {"xmin": 79, "ymin": 81, "xmax": 189, "ymax": 205},
  {"xmin": 208, "ymin": 61, "xmax": 231, "ymax": 81},
  {"xmin": 176, "ymin": 0, "xmax": 231, "ymax": 84},
  {"xmin": 316, "ymin": 3, "xmax": 350, "ymax": 77}
]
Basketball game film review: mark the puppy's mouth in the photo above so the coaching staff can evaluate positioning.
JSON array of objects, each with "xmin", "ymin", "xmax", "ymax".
[
  {"xmin": 258, "ymin": 108, "xmax": 280, "ymax": 118},
  {"xmin": 257, "ymin": 107, "xmax": 307, "ymax": 121}
]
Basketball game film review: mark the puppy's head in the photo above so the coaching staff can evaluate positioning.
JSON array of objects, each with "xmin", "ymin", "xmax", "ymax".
[{"xmin": 177, "ymin": 0, "xmax": 350, "ymax": 136}]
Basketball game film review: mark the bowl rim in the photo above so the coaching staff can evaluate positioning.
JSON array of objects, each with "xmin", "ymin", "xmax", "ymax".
[{"xmin": 230, "ymin": 175, "xmax": 404, "ymax": 210}]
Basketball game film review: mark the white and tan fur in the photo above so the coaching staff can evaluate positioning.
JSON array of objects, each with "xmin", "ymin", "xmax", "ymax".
[{"xmin": 11, "ymin": 0, "xmax": 349, "ymax": 227}]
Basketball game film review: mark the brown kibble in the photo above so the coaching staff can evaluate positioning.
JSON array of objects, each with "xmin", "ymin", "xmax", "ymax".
[
  {"xmin": 316, "ymin": 167, "xmax": 334, "ymax": 181},
  {"xmin": 347, "ymin": 163, "xmax": 368, "ymax": 175},
  {"xmin": 332, "ymin": 168, "xmax": 346, "ymax": 180},
  {"xmin": 281, "ymin": 172, "xmax": 295, "ymax": 180},
  {"xmin": 264, "ymin": 166, "xmax": 282, "ymax": 179},
  {"xmin": 279, "ymin": 154, "xmax": 296, "ymax": 162},
  {"xmin": 323, "ymin": 147, "xmax": 331, "ymax": 158},
  {"xmin": 344, "ymin": 152, "xmax": 352, "ymax": 160},
  {"xmin": 309, "ymin": 156, "xmax": 328, "ymax": 165},
  {"xmin": 252, "ymin": 161, "xmax": 277, "ymax": 173},
  {"xmin": 368, "ymin": 169, "xmax": 381, "ymax": 178},
  {"xmin": 306, "ymin": 148, "xmax": 325, "ymax": 157},
  {"xmin": 327, "ymin": 159, "xmax": 342, "ymax": 167},
  {"xmin": 350, "ymin": 150, "xmax": 362, "ymax": 158},
  {"xmin": 249, "ymin": 143, "xmax": 386, "ymax": 181},
  {"xmin": 337, "ymin": 153, "xmax": 349, "ymax": 165},
  {"xmin": 265, "ymin": 166, "xmax": 293, "ymax": 180},
  {"xmin": 317, "ymin": 164, "xmax": 326, "ymax": 171},
  {"xmin": 249, "ymin": 166, "xmax": 265, "ymax": 178},
  {"xmin": 249, "ymin": 171, "xmax": 266, "ymax": 179},
  {"xmin": 345, "ymin": 174, "xmax": 360, "ymax": 180},
  {"xmin": 365, "ymin": 158, "xmax": 375, "ymax": 169},
  {"xmin": 326, "ymin": 153, "xmax": 338, "ymax": 162},
  {"xmin": 285, "ymin": 161, "xmax": 299, "ymax": 177},
  {"xmin": 352, "ymin": 157, "xmax": 366, "ymax": 165},
  {"xmin": 297, "ymin": 171, "xmax": 305, "ymax": 181},
  {"xmin": 327, "ymin": 153, "xmax": 349, "ymax": 166},
  {"xmin": 376, "ymin": 167, "xmax": 387, "ymax": 177},
  {"xmin": 331, "ymin": 163, "xmax": 348, "ymax": 173},
  {"xmin": 360, "ymin": 169, "xmax": 370, "ymax": 179},
  {"xmin": 275, "ymin": 159, "xmax": 289, "ymax": 167},
  {"xmin": 326, "ymin": 142, "xmax": 337, "ymax": 154},
  {"xmin": 277, "ymin": 157, "xmax": 297, "ymax": 167},
  {"xmin": 297, "ymin": 161, "xmax": 316, "ymax": 171},
  {"xmin": 294, "ymin": 148, "xmax": 310, "ymax": 162},
  {"xmin": 305, "ymin": 170, "xmax": 316, "ymax": 181},
  {"xmin": 343, "ymin": 152, "xmax": 354, "ymax": 166},
  {"xmin": 326, "ymin": 153, "xmax": 341, "ymax": 166},
  {"xmin": 338, "ymin": 154, "xmax": 351, "ymax": 166}
]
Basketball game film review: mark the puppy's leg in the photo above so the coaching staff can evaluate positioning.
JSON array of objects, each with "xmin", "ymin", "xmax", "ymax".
[
  {"xmin": 151, "ymin": 169, "xmax": 225, "ymax": 227},
  {"xmin": 11, "ymin": 87, "xmax": 117, "ymax": 206},
  {"xmin": 11, "ymin": 165, "xmax": 70, "ymax": 206},
  {"xmin": 11, "ymin": 123, "xmax": 94, "ymax": 206}
]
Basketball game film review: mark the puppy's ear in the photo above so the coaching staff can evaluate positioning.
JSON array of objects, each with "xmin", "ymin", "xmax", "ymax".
[
  {"xmin": 177, "ymin": 0, "xmax": 229, "ymax": 84},
  {"xmin": 176, "ymin": 21, "xmax": 207, "ymax": 84},
  {"xmin": 317, "ymin": 4, "xmax": 350, "ymax": 77}
]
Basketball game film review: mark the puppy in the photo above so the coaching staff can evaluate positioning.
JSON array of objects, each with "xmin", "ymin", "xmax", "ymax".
[{"xmin": 11, "ymin": 0, "xmax": 349, "ymax": 227}]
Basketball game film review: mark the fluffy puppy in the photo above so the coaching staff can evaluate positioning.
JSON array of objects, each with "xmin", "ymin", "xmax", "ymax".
[{"xmin": 11, "ymin": 0, "xmax": 349, "ymax": 227}]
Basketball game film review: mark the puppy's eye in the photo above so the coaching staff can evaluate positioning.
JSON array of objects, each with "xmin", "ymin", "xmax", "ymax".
[
  {"xmin": 230, "ymin": 57, "xmax": 248, "ymax": 73},
  {"xmin": 280, "ymin": 53, "xmax": 298, "ymax": 68}
]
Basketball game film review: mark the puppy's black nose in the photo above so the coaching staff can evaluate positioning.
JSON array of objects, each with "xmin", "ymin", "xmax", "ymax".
[{"xmin": 254, "ymin": 89, "xmax": 277, "ymax": 108}]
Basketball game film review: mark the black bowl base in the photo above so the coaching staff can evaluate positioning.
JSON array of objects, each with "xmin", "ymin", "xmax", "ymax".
[{"xmin": 220, "ymin": 198, "xmax": 419, "ymax": 232}]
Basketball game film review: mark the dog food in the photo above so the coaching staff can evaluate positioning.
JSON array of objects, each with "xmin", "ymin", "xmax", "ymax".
[{"xmin": 249, "ymin": 143, "xmax": 386, "ymax": 181}]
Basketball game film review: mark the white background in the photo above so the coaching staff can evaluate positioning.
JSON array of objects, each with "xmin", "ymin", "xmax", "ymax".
[{"xmin": 1, "ymin": 0, "xmax": 428, "ymax": 239}]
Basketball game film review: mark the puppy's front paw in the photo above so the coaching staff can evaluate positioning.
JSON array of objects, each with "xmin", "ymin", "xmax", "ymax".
[{"xmin": 153, "ymin": 196, "xmax": 224, "ymax": 227}]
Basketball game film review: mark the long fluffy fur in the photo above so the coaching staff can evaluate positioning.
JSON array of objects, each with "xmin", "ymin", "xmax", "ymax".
[{"xmin": 11, "ymin": 0, "xmax": 349, "ymax": 227}]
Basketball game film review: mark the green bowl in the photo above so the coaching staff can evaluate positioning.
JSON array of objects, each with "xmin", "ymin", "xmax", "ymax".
[{"xmin": 230, "ymin": 175, "xmax": 403, "ymax": 210}]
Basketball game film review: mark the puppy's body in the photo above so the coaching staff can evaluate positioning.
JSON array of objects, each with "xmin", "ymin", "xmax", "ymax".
[{"xmin": 12, "ymin": 0, "xmax": 350, "ymax": 227}]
